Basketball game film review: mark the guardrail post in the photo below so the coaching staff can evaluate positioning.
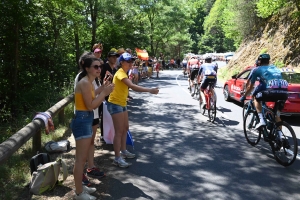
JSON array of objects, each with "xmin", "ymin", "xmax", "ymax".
[
  {"xmin": 58, "ymin": 108, "xmax": 65, "ymax": 125},
  {"xmin": 32, "ymin": 129, "xmax": 41, "ymax": 153}
]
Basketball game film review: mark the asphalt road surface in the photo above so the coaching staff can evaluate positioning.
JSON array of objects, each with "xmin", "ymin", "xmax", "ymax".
[{"xmin": 105, "ymin": 68, "xmax": 300, "ymax": 200}]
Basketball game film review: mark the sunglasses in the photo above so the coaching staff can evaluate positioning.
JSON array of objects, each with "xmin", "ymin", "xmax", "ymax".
[
  {"xmin": 93, "ymin": 65, "xmax": 102, "ymax": 70},
  {"xmin": 125, "ymin": 60, "xmax": 133, "ymax": 64}
]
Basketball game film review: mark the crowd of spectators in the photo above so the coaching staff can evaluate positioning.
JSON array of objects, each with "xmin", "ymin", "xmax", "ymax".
[{"xmin": 72, "ymin": 42, "xmax": 159, "ymax": 200}]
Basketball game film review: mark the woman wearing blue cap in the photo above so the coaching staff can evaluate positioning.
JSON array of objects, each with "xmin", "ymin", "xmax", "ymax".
[{"xmin": 107, "ymin": 52, "xmax": 159, "ymax": 168}]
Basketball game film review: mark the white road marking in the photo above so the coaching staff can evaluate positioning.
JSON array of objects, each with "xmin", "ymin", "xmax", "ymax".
[{"xmin": 176, "ymin": 73, "xmax": 191, "ymax": 95}]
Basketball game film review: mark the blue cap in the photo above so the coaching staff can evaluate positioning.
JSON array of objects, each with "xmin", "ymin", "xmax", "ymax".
[{"xmin": 119, "ymin": 53, "xmax": 135, "ymax": 62}]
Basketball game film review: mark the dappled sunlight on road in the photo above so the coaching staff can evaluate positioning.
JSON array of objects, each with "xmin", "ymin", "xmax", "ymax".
[{"xmin": 103, "ymin": 72, "xmax": 300, "ymax": 200}]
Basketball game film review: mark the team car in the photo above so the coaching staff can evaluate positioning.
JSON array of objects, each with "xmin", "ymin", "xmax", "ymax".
[{"xmin": 223, "ymin": 66, "xmax": 300, "ymax": 116}]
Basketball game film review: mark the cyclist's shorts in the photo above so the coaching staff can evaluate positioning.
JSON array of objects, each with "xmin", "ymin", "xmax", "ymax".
[
  {"xmin": 200, "ymin": 76, "xmax": 217, "ymax": 90},
  {"xmin": 190, "ymin": 68, "xmax": 199, "ymax": 81},
  {"xmin": 254, "ymin": 89, "xmax": 288, "ymax": 102}
]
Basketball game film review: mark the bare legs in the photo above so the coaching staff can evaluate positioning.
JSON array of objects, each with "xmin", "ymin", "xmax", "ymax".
[
  {"xmin": 74, "ymin": 137, "xmax": 92, "ymax": 194},
  {"xmin": 87, "ymin": 125, "xmax": 98, "ymax": 168},
  {"xmin": 111, "ymin": 111, "xmax": 129, "ymax": 158}
]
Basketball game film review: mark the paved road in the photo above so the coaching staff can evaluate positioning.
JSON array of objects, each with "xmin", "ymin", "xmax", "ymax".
[{"xmin": 105, "ymin": 69, "xmax": 300, "ymax": 200}]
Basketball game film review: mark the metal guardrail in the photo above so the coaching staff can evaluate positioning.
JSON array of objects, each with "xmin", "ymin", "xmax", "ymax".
[{"xmin": 0, "ymin": 94, "xmax": 74, "ymax": 165}]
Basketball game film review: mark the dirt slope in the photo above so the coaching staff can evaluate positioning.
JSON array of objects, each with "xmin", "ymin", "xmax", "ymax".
[{"xmin": 224, "ymin": 9, "xmax": 300, "ymax": 79}]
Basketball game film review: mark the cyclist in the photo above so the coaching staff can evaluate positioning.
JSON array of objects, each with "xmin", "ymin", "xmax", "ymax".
[
  {"xmin": 240, "ymin": 53, "xmax": 288, "ymax": 130},
  {"xmin": 197, "ymin": 56, "xmax": 217, "ymax": 107},
  {"xmin": 187, "ymin": 56, "xmax": 201, "ymax": 91}
]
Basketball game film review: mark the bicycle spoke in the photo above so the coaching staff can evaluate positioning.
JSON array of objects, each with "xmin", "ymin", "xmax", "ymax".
[
  {"xmin": 243, "ymin": 110, "xmax": 261, "ymax": 146},
  {"xmin": 208, "ymin": 97, "xmax": 216, "ymax": 122},
  {"xmin": 272, "ymin": 121, "xmax": 298, "ymax": 166}
]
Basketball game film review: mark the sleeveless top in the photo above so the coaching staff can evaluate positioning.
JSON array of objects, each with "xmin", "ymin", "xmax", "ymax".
[{"xmin": 75, "ymin": 86, "xmax": 95, "ymax": 111}]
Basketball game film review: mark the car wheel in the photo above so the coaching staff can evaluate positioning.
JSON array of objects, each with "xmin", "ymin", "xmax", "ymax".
[{"xmin": 224, "ymin": 85, "xmax": 231, "ymax": 101}]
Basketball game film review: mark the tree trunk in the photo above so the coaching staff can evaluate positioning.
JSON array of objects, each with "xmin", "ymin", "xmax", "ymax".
[
  {"xmin": 90, "ymin": 0, "xmax": 98, "ymax": 49},
  {"xmin": 74, "ymin": 25, "xmax": 80, "ymax": 71},
  {"xmin": 11, "ymin": 21, "xmax": 19, "ymax": 120}
]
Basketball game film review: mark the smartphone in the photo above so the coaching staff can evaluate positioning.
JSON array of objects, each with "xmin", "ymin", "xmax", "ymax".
[{"xmin": 105, "ymin": 74, "xmax": 111, "ymax": 81}]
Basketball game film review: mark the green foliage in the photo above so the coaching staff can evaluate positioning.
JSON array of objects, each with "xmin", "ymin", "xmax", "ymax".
[
  {"xmin": 274, "ymin": 59, "xmax": 285, "ymax": 68},
  {"xmin": 221, "ymin": 0, "xmax": 259, "ymax": 47},
  {"xmin": 260, "ymin": 48, "xmax": 268, "ymax": 54},
  {"xmin": 0, "ymin": 103, "xmax": 74, "ymax": 198},
  {"xmin": 256, "ymin": 0, "xmax": 287, "ymax": 18},
  {"xmin": 198, "ymin": 0, "xmax": 236, "ymax": 53}
]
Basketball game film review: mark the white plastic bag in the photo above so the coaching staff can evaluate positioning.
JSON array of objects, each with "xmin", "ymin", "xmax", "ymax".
[
  {"xmin": 45, "ymin": 140, "xmax": 70, "ymax": 153},
  {"xmin": 103, "ymin": 102, "xmax": 115, "ymax": 144}
]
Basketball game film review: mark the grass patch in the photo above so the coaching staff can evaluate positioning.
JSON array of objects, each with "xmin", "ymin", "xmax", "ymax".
[
  {"xmin": 0, "ymin": 101, "xmax": 74, "ymax": 199},
  {"xmin": 274, "ymin": 59, "xmax": 285, "ymax": 68},
  {"xmin": 219, "ymin": 65, "xmax": 242, "ymax": 82}
]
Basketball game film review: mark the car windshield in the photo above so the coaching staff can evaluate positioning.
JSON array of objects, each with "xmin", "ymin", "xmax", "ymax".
[{"xmin": 281, "ymin": 72, "xmax": 300, "ymax": 84}]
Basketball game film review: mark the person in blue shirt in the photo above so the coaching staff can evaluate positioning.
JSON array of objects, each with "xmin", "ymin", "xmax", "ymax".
[{"xmin": 240, "ymin": 54, "xmax": 288, "ymax": 129}]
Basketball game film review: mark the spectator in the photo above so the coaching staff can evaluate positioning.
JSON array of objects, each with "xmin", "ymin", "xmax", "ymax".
[
  {"xmin": 72, "ymin": 54, "xmax": 114, "ymax": 199},
  {"xmin": 75, "ymin": 53, "xmax": 106, "ymax": 185},
  {"xmin": 116, "ymin": 48, "xmax": 125, "ymax": 68},
  {"xmin": 107, "ymin": 53, "xmax": 159, "ymax": 168},
  {"xmin": 182, "ymin": 58, "xmax": 188, "ymax": 75},
  {"xmin": 132, "ymin": 59, "xmax": 139, "ymax": 84},
  {"xmin": 176, "ymin": 57, "xmax": 181, "ymax": 68},
  {"xmin": 147, "ymin": 57, "xmax": 153, "ymax": 78},
  {"xmin": 158, "ymin": 54, "xmax": 163, "ymax": 70},
  {"xmin": 93, "ymin": 48, "xmax": 104, "ymax": 65}
]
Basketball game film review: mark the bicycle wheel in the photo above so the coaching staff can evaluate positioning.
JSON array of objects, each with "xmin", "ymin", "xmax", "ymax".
[
  {"xmin": 242, "ymin": 101, "xmax": 249, "ymax": 119},
  {"xmin": 199, "ymin": 94, "xmax": 205, "ymax": 115},
  {"xmin": 243, "ymin": 110, "xmax": 261, "ymax": 146},
  {"xmin": 208, "ymin": 96, "xmax": 216, "ymax": 122},
  {"xmin": 191, "ymin": 83, "xmax": 197, "ymax": 97},
  {"xmin": 271, "ymin": 121, "xmax": 298, "ymax": 166},
  {"xmin": 194, "ymin": 85, "xmax": 199, "ymax": 98}
]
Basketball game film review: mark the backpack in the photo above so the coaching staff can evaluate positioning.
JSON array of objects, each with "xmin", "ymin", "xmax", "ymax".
[
  {"xmin": 29, "ymin": 158, "xmax": 68, "ymax": 194},
  {"xmin": 30, "ymin": 153, "xmax": 51, "ymax": 175},
  {"xmin": 45, "ymin": 140, "xmax": 71, "ymax": 153}
]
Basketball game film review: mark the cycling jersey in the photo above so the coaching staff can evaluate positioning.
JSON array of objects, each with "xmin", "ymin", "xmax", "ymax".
[
  {"xmin": 198, "ymin": 63, "xmax": 217, "ymax": 77},
  {"xmin": 250, "ymin": 65, "xmax": 288, "ymax": 90},
  {"xmin": 250, "ymin": 65, "xmax": 288, "ymax": 102},
  {"xmin": 188, "ymin": 58, "xmax": 200, "ymax": 69},
  {"xmin": 198, "ymin": 63, "xmax": 217, "ymax": 90}
]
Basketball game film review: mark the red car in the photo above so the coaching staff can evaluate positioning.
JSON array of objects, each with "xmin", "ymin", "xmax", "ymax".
[{"xmin": 223, "ymin": 66, "xmax": 300, "ymax": 116}]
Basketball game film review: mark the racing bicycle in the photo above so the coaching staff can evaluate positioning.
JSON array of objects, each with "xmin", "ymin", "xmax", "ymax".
[
  {"xmin": 191, "ymin": 79, "xmax": 200, "ymax": 98},
  {"xmin": 199, "ymin": 78, "xmax": 217, "ymax": 122},
  {"xmin": 243, "ymin": 98, "xmax": 298, "ymax": 166}
]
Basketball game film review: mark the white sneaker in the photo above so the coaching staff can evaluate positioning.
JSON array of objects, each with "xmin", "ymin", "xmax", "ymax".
[
  {"xmin": 121, "ymin": 150, "xmax": 136, "ymax": 159},
  {"xmin": 256, "ymin": 120, "xmax": 266, "ymax": 129},
  {"xmin": 74, "ymin": 191, "xmax": 96, "ymax": 200},
  {"xmin": 277, "ymin": 130, "xmax": 284, "ymax": 139},
  {"xmin": 83, "ymin": 185, "xmax": 96, "ymax": 194},
  {"xmin": 112, "ymin": 157, "xmax": 132, "ymax": 168}
]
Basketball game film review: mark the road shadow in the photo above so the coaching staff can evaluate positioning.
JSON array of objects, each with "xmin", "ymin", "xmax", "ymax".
[
  {"xmin": 103, "ymin": 98, "xmax": 300, "ymax": 199},
  {"xmin": 100, "ymin": 73, "xmax": 300, "ymax": 200},
  {"xmin": 103, "ymin": 178, "xmax": 153, "ymax": 200}
]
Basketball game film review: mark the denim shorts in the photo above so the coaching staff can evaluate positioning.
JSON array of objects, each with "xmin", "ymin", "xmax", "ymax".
[
  {"xmin": 106, "ymin": 102, "xmax": 127, "ymax": 115},
  {"xmin": 71, "ymin": 111, "xmax": 93, "ymax": 140}
]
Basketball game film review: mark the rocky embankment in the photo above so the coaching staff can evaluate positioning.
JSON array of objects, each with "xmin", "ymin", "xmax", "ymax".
[{"xmin": 223, "ymin": 9, "xmax": 300, "ymax": 79}]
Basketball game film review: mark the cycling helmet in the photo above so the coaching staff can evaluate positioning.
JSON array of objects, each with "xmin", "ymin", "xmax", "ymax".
[
  {"xmin": 204, "ymin": 56, "xmax": 212, "ymax": 62},
  {"xmin": 258, "ymin": 53, "xmax": 270, "ymax": 60}
]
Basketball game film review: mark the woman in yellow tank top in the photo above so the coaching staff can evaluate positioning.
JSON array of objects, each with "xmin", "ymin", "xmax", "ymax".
[
  {"xmin": 107, "ymin": 52, "xmax": 159, "ymax": 168},
  {"xmin": 72, "ymin": 53, "xmax": 114, "ymax": 199}
]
